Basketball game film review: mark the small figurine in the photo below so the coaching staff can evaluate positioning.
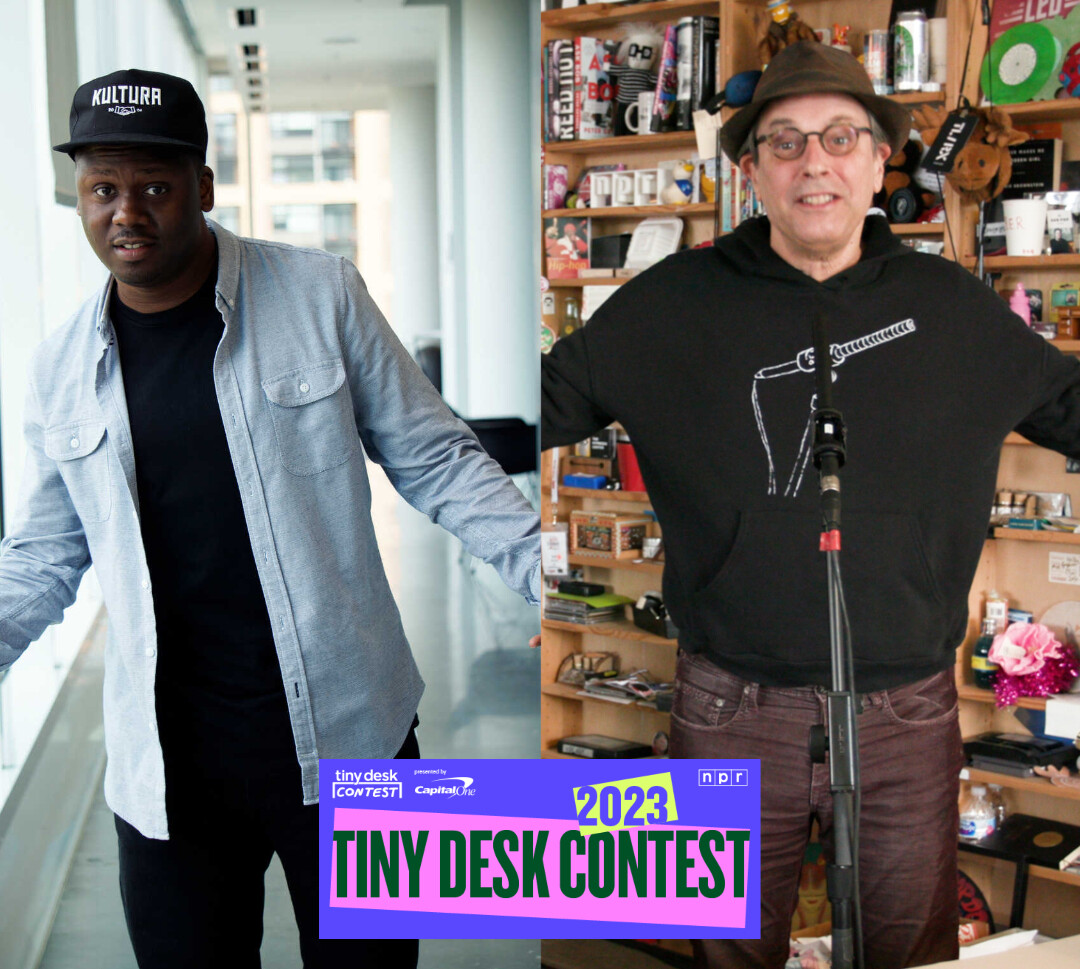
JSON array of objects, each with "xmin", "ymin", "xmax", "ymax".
[
  {"xmin": 611, "ymin": 25, "xmax": 663, "ymax": 136},
  {"xmin": 759, "ymin": 0, "xmax": 818, "ymax": 65}
]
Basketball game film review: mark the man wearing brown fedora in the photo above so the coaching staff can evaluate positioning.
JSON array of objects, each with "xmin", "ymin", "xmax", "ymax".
[{"xmin": 543, "ymin": 41, "xmax": 1080, "ymax": 968}]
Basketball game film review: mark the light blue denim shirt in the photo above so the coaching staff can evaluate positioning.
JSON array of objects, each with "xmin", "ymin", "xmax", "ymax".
[{"xmin": 0, "ymin": 222, "xmax": 540, "ymax": 839}]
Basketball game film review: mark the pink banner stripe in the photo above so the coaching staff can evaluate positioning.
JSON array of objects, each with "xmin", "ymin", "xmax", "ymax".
[{"xmin": 329, "ymin": 808, "xmax": 748, "ymax": 928}]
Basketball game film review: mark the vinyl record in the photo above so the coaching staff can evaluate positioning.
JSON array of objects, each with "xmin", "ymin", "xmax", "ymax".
[{"xmin": 981, "ymin": 22, "xmax": 1062, "ymax": 103}]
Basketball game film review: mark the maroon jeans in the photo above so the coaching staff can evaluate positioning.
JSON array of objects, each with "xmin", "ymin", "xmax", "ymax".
[{"xmin": 669, "ymin": 652, "xmax": 963, "ymax": 969}]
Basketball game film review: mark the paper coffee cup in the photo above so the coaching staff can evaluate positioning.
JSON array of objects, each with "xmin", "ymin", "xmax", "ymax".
[
  {"xmin": 1003, "ymin": 199, "xmax": 1048, "ymax": 256},
  {"xmin": 928, "ymin": 19, "xmax": 948, "ymax": 84}
]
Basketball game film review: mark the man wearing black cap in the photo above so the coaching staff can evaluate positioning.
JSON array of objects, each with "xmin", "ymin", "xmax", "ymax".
[
  {"xmin": 543, "ymin": 42, "xmax": 1080, "ymax": 968},
  {"xmin": 0, "ymin": 69, "xmax": 541, "ymax": 968}
]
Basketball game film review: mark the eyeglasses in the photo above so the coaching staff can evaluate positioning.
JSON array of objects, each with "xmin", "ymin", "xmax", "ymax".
[{"xmin": 754, "ymin": 124, "xmax": 873, "ymax": 161}]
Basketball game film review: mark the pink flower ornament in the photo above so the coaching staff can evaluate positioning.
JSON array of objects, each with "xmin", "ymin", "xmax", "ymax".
[
  {"xmin": 988, "ymin": 622, "xmax": 1062, "ymax": 676},
  {"xmin": 987, "ymin": 622, "xmax": 1080, "ymax": 707}
]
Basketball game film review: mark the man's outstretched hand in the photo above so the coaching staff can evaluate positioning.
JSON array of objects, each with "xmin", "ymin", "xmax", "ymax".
[{"xmin": 529, "ymin": 634, "xmax": 541, "ymax": 649}]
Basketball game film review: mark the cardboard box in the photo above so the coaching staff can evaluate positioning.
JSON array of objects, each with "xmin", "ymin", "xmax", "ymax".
[{"xmin": 570, "ymin": 511, "xmax": 650, "ymax": 559}]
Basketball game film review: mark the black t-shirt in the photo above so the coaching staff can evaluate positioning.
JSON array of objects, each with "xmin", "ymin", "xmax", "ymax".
[{"xmin": 110, "ymin": 256, "xmax": 296, "ymax": 777}]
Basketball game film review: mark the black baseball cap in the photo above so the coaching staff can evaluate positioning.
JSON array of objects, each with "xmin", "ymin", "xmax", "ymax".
[{"xmin": 53, "ymin": 68, "xmax": 208, "ymax": 158}]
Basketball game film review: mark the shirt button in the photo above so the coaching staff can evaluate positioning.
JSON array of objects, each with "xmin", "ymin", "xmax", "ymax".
[
  {"xmin": 70, "ymin": 437, "xmax": 80, "ymax": 449},
  {"xmin": 299, "ymin": 381, "xmax": 310, "ymax": 394},
  {"xmin": 145, "ymin": 647, "xmax": 156, "ymax": 657},
  {"xmin": 141, "ymin": 579, "xmax": 150, "ymax": 590}
]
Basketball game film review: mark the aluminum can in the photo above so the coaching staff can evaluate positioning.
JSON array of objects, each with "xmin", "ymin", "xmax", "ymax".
[{"xmin": 894, "ymin": 11, "xmax": 928, "ymax": 92}]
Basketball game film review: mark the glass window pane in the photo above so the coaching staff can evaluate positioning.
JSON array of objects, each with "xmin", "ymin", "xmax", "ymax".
[
  {"xmin": 212, "ymin": 114, "xmax": 238, "ymax": 185},
  {"xmin": 214, "ymin": 207, "xmax": 240, "ymax": 233},
  {"xmin": 271, "ymin": 204, "xmax": 320, "ymax": 236},
  {"xmin": 322, "ymin": 155, "xmax": 353, "ymax": 181},
  {"xmin": 323, "ymin": 203, "xmax": 355, "ymax": 240},
  {"xmin": 271, "ymin": 155, "xmax": 315, "ymax": 184},
  {"xmin": 270, "ymin": 112, "xmax": 316, "ymax": 139}
]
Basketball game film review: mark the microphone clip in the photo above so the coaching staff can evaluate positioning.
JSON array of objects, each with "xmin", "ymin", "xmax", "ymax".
[{"xmin": 813, "ymin": 406, "xmax": 846, "ymax": 473}]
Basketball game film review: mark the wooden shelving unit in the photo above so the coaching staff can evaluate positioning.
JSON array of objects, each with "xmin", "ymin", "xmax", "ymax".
[
  {"xmin": 992, "ymin": 528, "xmax": 1080, "ymax": 544},
  {"xmin": 543, "ymin": 201, "xmax": 713, "ymax": 218},
  {"xmin": 541, "ymin": 0, "xmax": 1080, "ymax": 943},
  {"xmin": 541, "ymin": 616, "xmax": 677, "ymax": 647},
  {"xmin": 961, "ymin": 765, "xmax": 1080, "ymax": 803}
]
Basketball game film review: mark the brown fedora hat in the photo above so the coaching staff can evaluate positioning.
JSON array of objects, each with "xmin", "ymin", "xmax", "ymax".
[{"xmin": 720, "ymin": 42, "xmax": 911, "ymax": 163}]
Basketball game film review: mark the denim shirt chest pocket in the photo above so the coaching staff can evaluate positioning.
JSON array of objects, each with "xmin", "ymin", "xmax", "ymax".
[
  {"xmin": 44, "ymin": 419, "xmax": 111, "ymax": 522},
  {"xmin": 261, "ymin": 358, "xmax": 360, "ymax": 475}
]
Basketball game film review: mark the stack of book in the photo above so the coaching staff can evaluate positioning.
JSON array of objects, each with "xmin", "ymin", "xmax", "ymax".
[{"xmin": 543, "ymin": 591, "xmax": 632, "ymax": 625}]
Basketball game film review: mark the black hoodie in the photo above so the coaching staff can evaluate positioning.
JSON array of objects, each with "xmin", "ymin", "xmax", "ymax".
[{"xmin": 542, "ymin": 215, "xmax": 1080, "ymax": 690}]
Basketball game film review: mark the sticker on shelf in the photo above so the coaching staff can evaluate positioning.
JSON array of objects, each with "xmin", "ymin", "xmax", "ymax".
[{"xmin": 1049, "ymin": 551, "xmax": 1080, "ymax": 585}]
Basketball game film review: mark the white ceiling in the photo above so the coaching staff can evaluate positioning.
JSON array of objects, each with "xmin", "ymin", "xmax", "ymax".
[{"xmin": 183, "ymin": 0, "xmax": 445, "ymax": 111}]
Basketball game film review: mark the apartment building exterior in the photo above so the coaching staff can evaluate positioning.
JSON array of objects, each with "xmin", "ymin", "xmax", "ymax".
[{"xmin": 207, "ymin": 79, "xmax": 393, "ymax": 311}]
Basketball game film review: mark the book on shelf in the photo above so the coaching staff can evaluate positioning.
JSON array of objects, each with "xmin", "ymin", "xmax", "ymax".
[
  {"xmin": 544, "ymin": 164, "xmax": 569, "ymax": 210},
  {"xmin": 676, "ymin": 15, "xmax": 719, "ymax": 131},
  {"xmin": 545, "ymin": 216, "xmax": 591, "ymax": 279},
  {"xmin": 576, "ymin": 37, "xmax": 617, "ymax": 140},
  {"xmin": 548, "ymin": 39, "xmax": 576, "ymax": 142},
  {"xmin": 1002, "ymin": 138, "xmax": 1063, "ymax": 200}
]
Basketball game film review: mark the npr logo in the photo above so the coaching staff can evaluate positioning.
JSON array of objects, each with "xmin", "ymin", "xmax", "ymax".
[{"xmin": 698, "ymin": 769, "xmax": 749, "ymax": 787}]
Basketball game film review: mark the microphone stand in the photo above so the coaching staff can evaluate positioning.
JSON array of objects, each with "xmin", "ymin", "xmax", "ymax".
[{"xmin": 806, "ymin": 314, "xmax": 863, "ymax": 969}]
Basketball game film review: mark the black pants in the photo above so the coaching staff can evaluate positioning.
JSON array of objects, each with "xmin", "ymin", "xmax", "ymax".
[{"xmin": 115, "ymin": 722, "xmax": 421, "ymax": 969}]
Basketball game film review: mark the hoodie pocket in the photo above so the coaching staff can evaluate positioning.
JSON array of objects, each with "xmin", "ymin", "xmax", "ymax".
[
  {"xmin": 261, "ymin": 359, "xmax": 360, "ymax": 475},
  {"xmin": 688, "ymin": 509, "xmax": 945, "ymax": 669}
]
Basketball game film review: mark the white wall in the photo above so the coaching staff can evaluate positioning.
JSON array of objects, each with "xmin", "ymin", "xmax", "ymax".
[
  {"xmin": 389, "ymin": 85, "xmax": 441, "ymax": 356},
  {"xmin": 439, "ymin": 0, "xmax": 537, "ymax": 421}
]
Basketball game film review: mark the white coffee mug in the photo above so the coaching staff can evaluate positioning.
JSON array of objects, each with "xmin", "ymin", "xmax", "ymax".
[{"xmin": 625, "ymin": 91, "xmax": 656, "ymax": 136}]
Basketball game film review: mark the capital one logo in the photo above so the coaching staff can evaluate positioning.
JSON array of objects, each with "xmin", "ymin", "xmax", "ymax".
[{"xmin": 414, "ymin": 776, "xmax": 478, "ymax": 798}]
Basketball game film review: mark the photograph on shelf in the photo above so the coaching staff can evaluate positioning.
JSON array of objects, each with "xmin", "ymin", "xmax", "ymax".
[{"xmin": 544, "ymin": 216, "xmax": 591, "ymax": 278}]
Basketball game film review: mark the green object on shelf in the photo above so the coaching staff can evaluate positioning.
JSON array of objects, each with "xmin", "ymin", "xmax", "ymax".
[{"xmin": 547, "ymin": 592, "xmax": 634, "ymax": 607}]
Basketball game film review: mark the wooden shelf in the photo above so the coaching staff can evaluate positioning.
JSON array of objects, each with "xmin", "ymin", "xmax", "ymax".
[
  {"xmin": 568, "ymin": 553, "xmax": 665, "ymax": 573},
  {"xmin": 543, "ymin": 131, "xmax": 699, "ymax": 155},
  {"xmin": 890, "ymin": 90, "xmax": 947, "ymax": 104},
  {"xmin": 558, "ymin": 486, "xmax": 650, "ymax": 501},
  {"xmin": 987, "ymin": 98, "xmax": 1080, "ymax": 124},
  {"xmin": 548, "ymin": 277, "xmax": 630, "ymax": 288},
  {"xmin": 891, "ymin": 221, "xmax": 946, "ymax": 235},
  {"xmin": 541, "ymin": 680, "xmax": 670, "ymax": 715},
  {"xmin": 962, "ymin": 254, "xmax": 1080, "ymax": 270},
  {"xmin": 544, "ymin": 201, "xmax": 713, "ymax": 219},
  {"xmin": 961, "ymin": 765, "xmax": 1080, "ymax": 802},
  {"xmin": 957, "ymin": 685, "xmax": 1047, "ymax": 710},
  {"xmin": 542, "ymin": 617, "xmax": 677, "ymax": 647},
  {"xmin": 992, "ymin": 527, "xmax": 1080, "ymax": 544},
  {"xmin": 1030, "ymin": 866, "xmax": 1080, "ymax": 888},
  {"xmin": 542, "ymin": 0, "xmax": 718, "ymax": 29},
  {"xmin": 541, "ymin": 746, "xmax": 576, "ymax": 759}
]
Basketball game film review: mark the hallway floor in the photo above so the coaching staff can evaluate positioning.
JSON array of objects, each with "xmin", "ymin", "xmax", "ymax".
[{"xmin": 36, "ymin": 464, "xmax": 541, "ymax": 969}]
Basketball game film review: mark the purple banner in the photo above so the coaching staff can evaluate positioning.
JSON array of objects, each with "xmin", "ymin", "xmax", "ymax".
[{"xmin": 319, "ymin": 759, "xmax": 760, "ymax": 939}]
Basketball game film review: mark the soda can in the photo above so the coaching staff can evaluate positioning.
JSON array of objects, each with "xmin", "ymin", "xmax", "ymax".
[
  {"xmin": 894, "ymin": 11, "xmax": 928, "ymax": 92},
  {"xmin": 864, "ymin": 29, "xmax": 891, "ymax": 95}
]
